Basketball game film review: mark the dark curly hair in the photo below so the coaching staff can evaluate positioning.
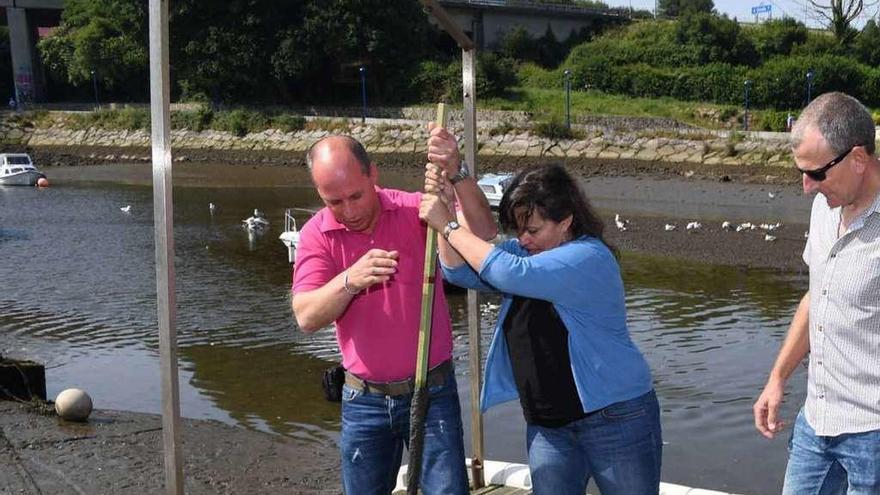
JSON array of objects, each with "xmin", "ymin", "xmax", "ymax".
[{"xmin": 498, "ymin": 163, "xmax": 616, "ymax": 256}]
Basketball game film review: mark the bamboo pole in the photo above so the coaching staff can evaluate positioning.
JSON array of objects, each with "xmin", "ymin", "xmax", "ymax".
[
  {"xmin": 148, "ymin": 0, "xmax": 184, "ymax": 493},
  {"xmin": 407, "ymin": 103, "xmax": 449, "ymax": 495}
]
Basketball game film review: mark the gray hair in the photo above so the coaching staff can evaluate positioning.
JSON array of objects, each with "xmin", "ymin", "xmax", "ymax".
[
  {"xmin": 791, "ymin": 92, "xmax": 875, "ymax": 156},
  {"xmin": 306, "ymin": 135, "xmax": 372, "ymax": 174}
]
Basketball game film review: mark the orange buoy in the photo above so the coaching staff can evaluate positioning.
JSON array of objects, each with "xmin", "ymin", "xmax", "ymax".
[{"xmin": 36, "ymin": 177, "xmax": 49, "ymax": 188}]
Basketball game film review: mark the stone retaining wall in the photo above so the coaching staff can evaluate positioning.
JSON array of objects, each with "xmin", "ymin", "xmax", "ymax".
[{"xmin": 0, "ymin": 114, "xmax": 794, "ymax": 167}]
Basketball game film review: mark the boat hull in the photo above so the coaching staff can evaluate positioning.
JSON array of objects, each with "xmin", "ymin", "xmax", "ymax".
[{"xmin": 0, "ymin": 170, "xmax": 44, "ymax": 186}]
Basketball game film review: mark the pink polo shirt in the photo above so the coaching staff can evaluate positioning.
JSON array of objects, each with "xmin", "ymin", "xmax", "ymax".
[{"xmin": 292, "ymin": 187, "xmax": 453, "ymax": 382}]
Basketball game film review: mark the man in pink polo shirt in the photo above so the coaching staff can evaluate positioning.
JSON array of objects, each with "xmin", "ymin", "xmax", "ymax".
[{"xmin": 292, "ymin": 129, "xmax": 496, "ymax": 494}]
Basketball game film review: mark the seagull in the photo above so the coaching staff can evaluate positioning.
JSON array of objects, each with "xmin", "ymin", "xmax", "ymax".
[
  {"xmin": 209, "ymin": 202, "xmax": 217, "ymax": 215},
  {"xmin": 614, "ymin": 214, "xmax": 629, "ymax": 231},
  {"xmin": 243, "ymin": 209, "xmax": 270, "ymax": 232},
  {"xmin": 722, "ymin": 221, "xmax": 733, "ymax": 231},
  {"xmin": 804, "ymin": 231, "xmax": 810, "ymax": 239},
  {"xmin": 664, "ymin": 224, "xmax": 677, "ymax": 231},
  {"xmin": 686, "ymin": 221, "xmax": 702, "ymax": 231},
  {"xmin": 761, "ymin": 222, "xmax": 782, "ymax": 231},
  {"xmin": 768, "ymin": 191, "xmax": 776, "ymax": 199},
  {"xmin": 736, "ymin": 222, "xmax": 754, "ymax": 232},
  {"xmin": 120, "ymin": 205, "xmax": 132, "ymax": 213},
  {"xmin": 764, "ymin": 234, "xmax": 777, "ymax": 242},
  {"xmin": 684, "ymin": 170, "xmax": 695, "ymax": 178}
]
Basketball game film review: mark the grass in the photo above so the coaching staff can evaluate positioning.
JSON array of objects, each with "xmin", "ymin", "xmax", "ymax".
[{"xmin": 481, "ymin": 87, "xmax": 789, "ymax": 130}]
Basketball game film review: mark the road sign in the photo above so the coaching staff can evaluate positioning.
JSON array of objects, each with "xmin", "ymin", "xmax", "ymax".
[{"xmin": 751, "ymin": 4, "xmax": 771, "ymax": 14}]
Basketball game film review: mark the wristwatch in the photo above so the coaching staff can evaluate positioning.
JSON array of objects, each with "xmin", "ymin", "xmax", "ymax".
[
  {"xmin": 449, "ymin": 161, "xmax": 471, "ymax": 185},
  {"xmin": 442, "ymin": 220, "xmax": 461, "ymax": 240}
]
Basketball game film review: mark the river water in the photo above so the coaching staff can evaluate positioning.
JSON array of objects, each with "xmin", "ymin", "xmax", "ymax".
[{"xmin": 0, "ymin": 163, "xmax": 809, "ymax": 494}]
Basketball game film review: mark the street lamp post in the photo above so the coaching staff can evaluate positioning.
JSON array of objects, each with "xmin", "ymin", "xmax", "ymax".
[
  {"xmin": 91, "ymin": 70, "xmax": 100, "ymax": 110},
  {"xmin": 563, "ymin": 69, "xmax": 571, "ymax": 130},
  {"xmin": 805, "ymin": 69, "xmax": 814, "ymax": 106},
  {"xmin": 359, "ymin": 66, "xmax": 367, "ymax": 124},
  {"xmin": 743, "ymin": 79, "xmax": 752, "ymax": 131}
]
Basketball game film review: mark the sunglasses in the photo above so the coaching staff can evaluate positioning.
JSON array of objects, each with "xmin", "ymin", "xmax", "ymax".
[{"xmin": 796, "ymin": 145, "xmax": 858, "ymax": 182}]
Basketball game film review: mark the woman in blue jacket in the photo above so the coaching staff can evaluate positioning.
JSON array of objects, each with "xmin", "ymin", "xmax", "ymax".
[{"xmin": 420, "ymin": 163, "xmax": 661, "ymax": 495}]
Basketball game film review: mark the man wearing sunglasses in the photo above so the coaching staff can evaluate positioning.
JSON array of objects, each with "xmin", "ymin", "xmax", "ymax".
[{"xmin": 753, "ymin": 92, "xmax": 880, "ymax": 494}]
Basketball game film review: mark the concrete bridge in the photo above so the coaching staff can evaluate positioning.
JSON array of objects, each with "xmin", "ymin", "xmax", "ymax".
[
  {"xmin": 1, "ymin": 0, "xmax": 62, "ymax": 103},
  {"xmin": 435, "ymin": 0, "xmax": 628, "ymax": 49}
]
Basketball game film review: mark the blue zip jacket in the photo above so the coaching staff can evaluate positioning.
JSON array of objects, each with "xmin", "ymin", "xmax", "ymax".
[{"xmin": 442, "ymin": 236, "xmax": 653, "ymax": 413}]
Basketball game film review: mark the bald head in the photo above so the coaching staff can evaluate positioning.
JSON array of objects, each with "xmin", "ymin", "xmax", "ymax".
[
  {"xmin": 307, "ymin": 135, "xmax": 381, "ymax": 233},
  {"xmin": 307, "ymin": 135, "xmax": 372, "ymax": 175}
]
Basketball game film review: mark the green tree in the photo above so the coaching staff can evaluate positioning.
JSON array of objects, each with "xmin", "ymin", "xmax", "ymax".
[
  {"xmin": 675, "ymin": 12, "xmax": 757, "ymax": 66},
  {"xmin": 745, "ymin": 18, "xmax": 808, "ymax": 62},
  {"xmin": 38, "ymin": 0, "xmax": 148, "ymax": 98},
  {"xmin": 170, "ymin": 0, "xmax": 299, "ymax": 103},
  {"xmin": 854, "ymin": 19, "xmax": 880, "ymax": 65},
  {"xmin": 658, "ymin": 0, "xmax": 715, "ymax": 18},
  {"xmin": 272, "ymin": 0, "xmax": 436, "ymax": 103},
  {"xmin": 0, "ymin": 26, "xmax": 11, "ymax": 100}
]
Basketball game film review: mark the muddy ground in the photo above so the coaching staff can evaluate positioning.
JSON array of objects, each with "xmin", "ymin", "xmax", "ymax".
[
  {"xmin": 12, "ymin": 144, "xmax": 804, "ymax": 186},
  {"xmin": 0, "ymin": 401, "xmax": 340, "ymax": 494}
]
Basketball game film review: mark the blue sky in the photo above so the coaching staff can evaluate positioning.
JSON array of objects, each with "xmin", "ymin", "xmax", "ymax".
[{"xmin": 603, "ymin": 0, "xmax": 879, "ymax": 28}]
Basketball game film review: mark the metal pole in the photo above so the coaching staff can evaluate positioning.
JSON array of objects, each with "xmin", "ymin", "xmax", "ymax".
[
  {"xmin": 148, "ymin": 0, "xmax": 184, "ymax": 493},
  {"xmin": 91, "ymin": 70, "xmax": 99, "ymax": 110},
  {"xmin": 564, "ymin": 69, "xmax": 571, "ymax": 130},
  {"xmin": 805, "ymin": 69, "xmax": 814, "ymax": 106},
  {"xmin": 743, "ymin": 80, "xmax": 752, "ymax": 131},
  {"xmin": 461, "ymin": 47, "xmax": 484, "ymax": 490},
  {"xmin": 360, "ymin": 66, "xmax": 367, "ymax": 124}
]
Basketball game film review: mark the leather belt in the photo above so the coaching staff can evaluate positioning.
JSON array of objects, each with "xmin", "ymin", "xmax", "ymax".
[{"xmin": 344, "ymin": 359, "xmax": 453, "ymax": 397}]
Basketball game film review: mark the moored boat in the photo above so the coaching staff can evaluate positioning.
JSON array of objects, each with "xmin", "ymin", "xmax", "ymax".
[{"xmin": 0, "ymin": 154, "xmax": 46, "ymax": 186}]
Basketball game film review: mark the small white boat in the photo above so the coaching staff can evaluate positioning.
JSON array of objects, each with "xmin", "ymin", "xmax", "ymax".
[
  {"xmin": 477, "ymin": 173, "xmax": 514, "ymax": 209},
  {"xmin": 0, "ymin": 153, "xmax": 46, "ymax": 186},
  {"xmin": 279, "ymin": 208, "xmax": 316, "ymax": 264}
]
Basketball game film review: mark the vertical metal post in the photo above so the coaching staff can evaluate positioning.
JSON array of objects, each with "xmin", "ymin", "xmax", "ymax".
[
  {"xmin": 91, "ymin": 70, "xmax": 100, "ymax": 110},
  {"xmin": 462, "ymin": 47, "xmax": 485, "ymax": 490},
  {"xmin": 805, "ymin": 69, "xmax": 814, "ymax": 106},
  {"xmin": 743, "ymin": 80, "xmax": 752, "ymax": 132},
  {"xmin": 564, "ymin": 69, "xmax": 571, "ymax": 130},
  {"xmin": 148, "ymin": 0, "xmax": 184, "ymax": 493},
  {"xmin": 360, "ymin": 66, "xmax": 367, "ymax": 124}
]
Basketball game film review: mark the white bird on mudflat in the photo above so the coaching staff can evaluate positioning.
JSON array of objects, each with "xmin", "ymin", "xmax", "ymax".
[
  {"xmin": 664, "ymin": 224, "xmax": 677, "ymax": 231},
  {"xmin": 722, "ymin": 221, "xmax": 733, "ymax": 231},
  {"xmin": 614, "ymin": 214, "xmax": 629, "ymax": 231},
  {"xmin": 209, "ymin": 202, "xmax": 217, "ymax": 215},
  {"xmin": 764, "ymin": 234, "xmax": 777, "ymax": 242},
  {"xmin": 736, "ymin": 222, "xmax": 755, "ymax": 232},
  {"xmin": 768, "ymin": 191, "xmax": 777, "ymax": 199},
  {"xmin": 760, "ymin": 222, "xmax": 782, "ymax": 231},
  {"xmin": 120, "ymin": 205, "xmax": 132, "ymax": 213},
  {"xmin": 804, "ymin": 231, "xmax": 810, "ymax": 239},
  {"xmin": 686, "ymin": 221, "xmax": 702, "ymax": 231}
]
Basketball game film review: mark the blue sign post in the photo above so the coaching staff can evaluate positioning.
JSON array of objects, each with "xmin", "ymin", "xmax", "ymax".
[{"xmin": 751, "ymin": 4, "xmax": 771, "ymax": 14}]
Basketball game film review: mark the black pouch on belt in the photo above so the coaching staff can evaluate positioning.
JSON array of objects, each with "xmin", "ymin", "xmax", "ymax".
[{"xmin": 322, "ymin": 365, "xmax": 345, "ymax": 402}]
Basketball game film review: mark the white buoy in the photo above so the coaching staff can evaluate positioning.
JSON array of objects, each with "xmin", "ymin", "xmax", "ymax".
[{"xmin": 55, "ymin": 388, "xmax": 93, "ymax": 422}]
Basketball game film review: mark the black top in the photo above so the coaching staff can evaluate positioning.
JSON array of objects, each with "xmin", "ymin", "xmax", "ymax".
[{"xmin": 503, "ymin": 295, "xmax": 586, "ymax": 427}]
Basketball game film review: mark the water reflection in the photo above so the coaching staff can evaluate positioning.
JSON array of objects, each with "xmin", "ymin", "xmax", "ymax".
[{"xmin": 0, "ymin": 164, "xmax": 808, "ymax": 494}]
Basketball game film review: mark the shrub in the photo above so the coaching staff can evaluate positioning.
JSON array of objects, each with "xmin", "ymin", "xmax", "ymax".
[
  {"xmin": 212, "ymin": 109, "xmax": 269, "ymax": 137},
  {"xmin": 171, "ymin": 105, "xmax": 214, "ymax": 132},
  {"xmin": 534, "ymin": 119, "xmax": 575, "ymax": 140},
  {"xmin": 272, "ymin": 113, "xmax": 306, "ymax": 133}
]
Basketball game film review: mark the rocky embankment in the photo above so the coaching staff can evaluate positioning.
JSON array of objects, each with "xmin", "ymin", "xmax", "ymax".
[{"xmin": 1, "ymin": 108, "xmax": 798, "ymax": 183}]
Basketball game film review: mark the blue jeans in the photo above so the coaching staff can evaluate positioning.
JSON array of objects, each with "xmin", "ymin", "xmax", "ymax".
[
  {"xmin": 340, "ymin": 370, "xmax": 468, "ymax": 495},
  {"xmin": 526, "ymin": 390, "xmax": 662, "ymax": 495},
  {"xmin": 783, "ymin": 409, "xmax": 880, "ymax": 495}
]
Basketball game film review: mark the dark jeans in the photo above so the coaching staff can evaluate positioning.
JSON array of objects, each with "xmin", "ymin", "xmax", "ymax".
[
  {"xmin": 340, "ymin": 370, "xmax": 468, "ymax": 495},
  {"xmin": 526, "ymin": 389, "xmax": 662, "ymax": 495}
]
